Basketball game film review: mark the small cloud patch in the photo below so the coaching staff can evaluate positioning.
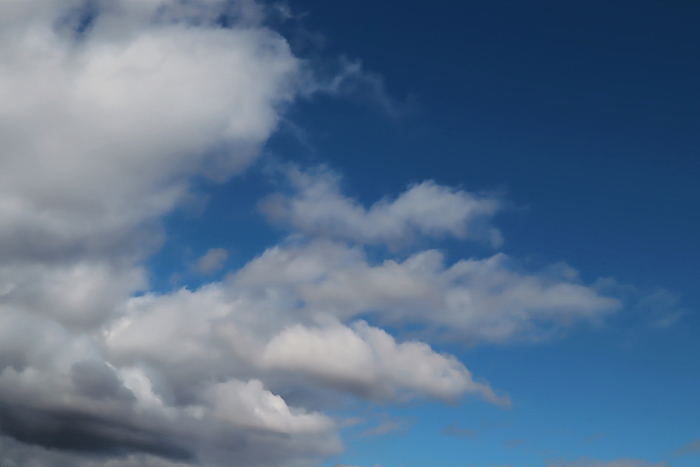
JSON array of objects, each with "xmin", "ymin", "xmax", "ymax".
[
  {"xmin": 440, "ymin": 422, "xmax": 478, "ymax": 438},
  {"xmin": 193, "ymin": 248, "xmax": 229, "ymax": 275}
]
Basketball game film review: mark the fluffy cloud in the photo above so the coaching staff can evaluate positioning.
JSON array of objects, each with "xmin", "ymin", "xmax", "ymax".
[
  {"xmin": 0, "ymin": 261, "xmax": 147, "ymax": 330},
  {"xmin": 101, "ymin": 285, "xmax": 507, "ymax": 405},
  {"xmin": 89, "ymin": 167, "xmax": 619, "ymax": 463},
  {"xmin": 260, "ymin": 165, "xmax": 504, "ymax": 248},
  {"xmin": 0, "ymin": 0, "xmax": 301, "ymax": 299},
  {"xmin": 255, "ymin": 167, "xmax": 618, "ymax": 341},
  {"xmin": 202, "ymin": 379, "xmax": 333, "ymax": 433},
  {"xmin": 232, "ymin": 238, "xmax": 620, "ymax": 343},
  {"xmin": 261, "ymin": 321, "xmax": 508, "ymax": 405},
  {"xmin": 0, "ymin": 306, "xmax": 341, "ymax": 466},
  {"xmin": 0, "ymin": 0, "xmax": 300, "ymax": 335}
]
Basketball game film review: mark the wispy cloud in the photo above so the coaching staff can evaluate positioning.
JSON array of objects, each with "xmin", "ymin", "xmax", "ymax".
[
  {"xmin": 583, "ymin": 432, "xmax": 607, "ymax": 444},
  {"xmin": 192, "ymin": 248, "xmax": 229, "ymax": 275},
  {"xmin": 674, "ymin": 438, "xmax": 700, "ymax": 456},
  {"xmin": 503, "ymin": 438, "xmax": 525, "ymax": 450},
  {"xmin": 357, "ymin": 415, "xmax": 415, "ymax": 438},
  {"xmin": 546, "ymin": 458, "xmax": 668, "ymax": 467},
  {"xmin": 440, "ymin": 422, "xmax": 479, "ymax": 438},
  {"xmin": 301, "ymin": 55, "xmax": 417, "ymax": 119}
]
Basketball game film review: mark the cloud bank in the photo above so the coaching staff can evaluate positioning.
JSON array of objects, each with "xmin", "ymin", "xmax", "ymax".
[{"xmin": 0, "ymin": 1, "xmax": 623, "ymax": 466}]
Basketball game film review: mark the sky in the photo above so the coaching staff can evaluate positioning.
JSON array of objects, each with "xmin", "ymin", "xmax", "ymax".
[{"xmin": 0, "ymin": 1, "xmax": 698, "ymax": 467}]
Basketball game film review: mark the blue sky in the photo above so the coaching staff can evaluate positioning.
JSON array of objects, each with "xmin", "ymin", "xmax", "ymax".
[{"xmin": 0, "ymin": 1, "xmax": 697, "ymax": 467}]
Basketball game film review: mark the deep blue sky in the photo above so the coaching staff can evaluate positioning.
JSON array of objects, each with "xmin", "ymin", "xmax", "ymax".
[
  {"xmin": 162, "ymin": 0, "xmax": 700, "ymax": 293},
  {"xmin": 280, "ymin": 1, "xmax": 700, "ymax": 465},
  {"xmin": 147, "ymin": 1, "xmax": 700, "ymax": 465},
  {"xmin": 277, "ymin": 0, "xmax": 700, "ymax": 295}
]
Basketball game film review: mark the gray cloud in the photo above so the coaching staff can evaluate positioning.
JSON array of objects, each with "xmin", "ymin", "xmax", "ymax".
[
  {"xmin": 503, "ymin": 438, "xmax": 525, "ymax": 450},
  {"xmin": 231, "ymin": 235, "xmax": 620, "ymax": 344},
  {"xmin": 440, "ymin": 423, "xmax": 478, "ymax": 439},
  {"xmin": 674, "ymin": 438, "xmax": 700, "ymax": 456},
  {"xmin": 0, "ymin": 402, "xmax": 193, "ymax": 460},
  {"xmin": 357, "ymin": 415, "xmax": 414, "ymax": 438},
  {"xmin": 546, "ymin": 459, "xmax": 668, "ymax": 467},
  {"xmin": 193, "ymin": 249, "xmax": 229, "ymax": 275}
]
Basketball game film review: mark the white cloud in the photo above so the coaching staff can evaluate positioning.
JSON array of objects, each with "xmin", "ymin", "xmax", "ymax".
[
  {"xmin": 300, "ymin": 55, "xmax": 415, "ymax": 119},
  {"xmin": 0, "ymin": 261, "xmax": 147, "ymax": 329},
  {"xmin": 102, "ymin": 285, "xmax": 507, "ymax": 405},
  {"xmin": 260, "ymin": 165, "xmax": 503, "ymax": 248},
  {"xmin": 0, "ymin": 0, "xmax": 299, "ymax": 270},
  {"xmin": 232, "ymin": 240, "xmax": 621, "ymax": 343},
  {"xmin": 202, "ymin": 379, "xmax": 334, "ymax": 434},
  {"xmin": 261, "ymin": 321, "xmax": 508, "ymax": 405}
]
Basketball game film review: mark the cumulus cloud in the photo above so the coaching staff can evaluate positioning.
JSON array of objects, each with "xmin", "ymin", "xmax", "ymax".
[
  {"xmin": 0, "ymin": 261, "xmax": 147, "ymax": 330},
  {"xmin": 261, "ymin": 321, "xmax": 508, "ymax": 404},
  {"xmin": 101, "ymin": 286, "xmax": 508, "ymax": 405},
  {"xmin": 0, "ymin": 307, "xmax": 342, "ymax": 465},
  {"xmin": 0, "ymin": 1, "xmax": 298, "ymax": 266},
  {"xmin": 260, "ymin": 165, "xmax": 504, "ymax": 248},
  {"xmin": 0, "ymin": 0, "xmax": 300, "ymax": 336},
  {"xmin": 202, "ymin": 379, "xmax": 333, "ymax": 434},
  {"xmin": 83, "ymin": 161, "xmax": 623, "ymax": 463},
  {"xmin": 232, "ymin": 239, "xmax": 620, "ymax": 343}
]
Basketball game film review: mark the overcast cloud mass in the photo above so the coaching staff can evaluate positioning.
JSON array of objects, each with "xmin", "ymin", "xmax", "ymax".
[{"xmin": 0, "ymin": 1, "xmax": 681, "ymax": 467}]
